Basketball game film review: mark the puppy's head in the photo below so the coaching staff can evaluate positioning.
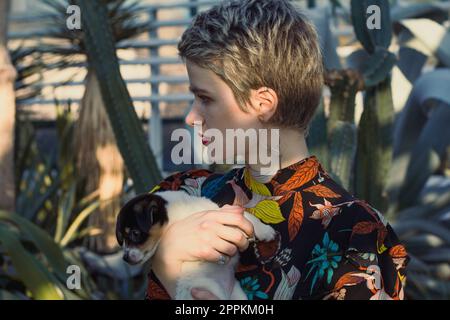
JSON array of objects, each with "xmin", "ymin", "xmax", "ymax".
[{"xmin": 116, "ymin": 193, "xmax": 168, "ymax": 265}]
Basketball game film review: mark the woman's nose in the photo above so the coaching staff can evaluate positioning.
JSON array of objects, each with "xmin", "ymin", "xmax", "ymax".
[{"xmin": 185, "ymin": 103, "xmax": 203, "ymax": 127}]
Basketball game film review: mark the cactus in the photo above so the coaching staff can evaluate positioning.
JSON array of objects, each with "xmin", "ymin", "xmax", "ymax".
[
  {"xmin": 75, "ymin": 0, "xmax": 161, "ymax": 194},
  {"xmin": 348, "ymin": 0, "xmax": 396, "ymax": 211},
  {"xmin": 355, "ymin": 78, "xmax": 394, "ymax": 212},
  {"xmin": 329, "ymin": 121, "xmax": 358, "ymax": 191},
  {"xmin": 326, "ymin": 69, "xmax": 363, "ymax": 126}
]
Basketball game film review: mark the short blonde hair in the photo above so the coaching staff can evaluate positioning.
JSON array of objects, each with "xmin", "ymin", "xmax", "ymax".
[{"xmin": 178, "ymin": 0, "xmax": 324, "ymax": 131}]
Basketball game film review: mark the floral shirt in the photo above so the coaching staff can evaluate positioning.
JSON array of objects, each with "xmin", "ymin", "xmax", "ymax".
[{"xmin": 146, "ymin": 156, "xmax": 409, "ymax": 300}]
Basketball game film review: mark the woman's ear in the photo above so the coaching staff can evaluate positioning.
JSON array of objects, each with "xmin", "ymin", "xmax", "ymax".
[{"xmin": 253, "ymin": 87, "xmax": 278, "ymax": 123}]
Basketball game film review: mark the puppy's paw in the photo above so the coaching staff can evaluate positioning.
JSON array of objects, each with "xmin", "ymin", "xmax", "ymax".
[{"xmin": 254, "ymin": 223, "xmax": 276, "ymax": 242}]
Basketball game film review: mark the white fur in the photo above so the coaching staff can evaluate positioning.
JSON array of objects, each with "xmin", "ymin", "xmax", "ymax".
[{"xmin": 153, "ymin": 191, "xmax": 276, "ymax": 300}]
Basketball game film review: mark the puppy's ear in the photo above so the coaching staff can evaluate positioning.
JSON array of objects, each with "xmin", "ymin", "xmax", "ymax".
[{"xmin": 136, "ymin": 199, "xmax": 156, "ymax": 232}]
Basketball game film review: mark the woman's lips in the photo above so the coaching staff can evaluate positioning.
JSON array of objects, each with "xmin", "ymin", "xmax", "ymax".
[{"xmin": 199, "ymin": 133, "xmax": 212, "ymax": 146}]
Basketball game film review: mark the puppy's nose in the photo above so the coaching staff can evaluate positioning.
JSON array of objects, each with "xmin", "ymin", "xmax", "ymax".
[{"xmin": 123, "ymin": 252, "xmax": 130, "ymax": 263}]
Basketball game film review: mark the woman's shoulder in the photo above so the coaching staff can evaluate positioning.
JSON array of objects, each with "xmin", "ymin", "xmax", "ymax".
[{"xmin": 150, "ymin": 167, "xmax": 243, "ymax": 199}]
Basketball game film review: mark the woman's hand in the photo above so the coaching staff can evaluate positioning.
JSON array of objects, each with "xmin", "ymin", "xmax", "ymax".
[
  {"xmin": 158, "ymin": 204, "xmax": 254, "ymax": 263},
  {"xmin": 151, "ymin": 204, "xmax": 254, "ymax": 297}
]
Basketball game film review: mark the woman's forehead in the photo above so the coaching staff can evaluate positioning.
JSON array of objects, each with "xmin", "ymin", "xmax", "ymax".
[{"xmin": 186, "ymin": 61, "xmax": 226, "ymax": 94}]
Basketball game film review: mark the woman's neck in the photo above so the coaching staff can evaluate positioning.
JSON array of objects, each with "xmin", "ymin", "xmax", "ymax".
[{"xmin": 246, "ymin": 128, "xmax": 310, "ymax": 183}]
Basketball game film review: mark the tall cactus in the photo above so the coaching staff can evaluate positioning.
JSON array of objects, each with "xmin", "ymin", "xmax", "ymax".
[
  {"xmin": 324, "ymin": 69, "xmax": 363, "ymax": 191},
  {"xmin": 356, "ymin": 79, "xmax": 394, "ymax": 212},
  {"xmin": 75, "ymin": 0, "xmax": 162, "ymax": 194},
  {"xmin": 351, "ymin": 0, "xmax": 396, "ymax": 211}
]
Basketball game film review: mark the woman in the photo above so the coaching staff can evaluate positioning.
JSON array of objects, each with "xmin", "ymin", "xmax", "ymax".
[{"xmin": 147, "ymin": 0, "xmax": 409, "ymax": 300}]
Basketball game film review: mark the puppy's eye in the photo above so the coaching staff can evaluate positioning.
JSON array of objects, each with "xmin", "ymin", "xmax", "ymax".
[{"xmin": 131, "ymin": 230, "xmax": 141, "ymax": 241}]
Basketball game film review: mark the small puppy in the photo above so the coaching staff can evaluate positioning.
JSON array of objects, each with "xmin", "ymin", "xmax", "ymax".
[{"xmin": 116, "ymin": 190, "xmax": 276, "ymax": 300}]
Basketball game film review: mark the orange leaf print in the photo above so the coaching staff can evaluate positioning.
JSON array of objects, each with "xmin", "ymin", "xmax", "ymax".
[
  {"xmin": 303, "ymin": 184, "xmax": 341, "ymax": 198},
  {"xmin": 277, "ymin": 192, "xmax": 293, "ymax": 206},
  {"xmin": 274, "ymin": 158, "xmax": 318, "ymax": 195},
  {"xmin": 352, "ymin": 221, "xmax": 378, "ymax": 235},
  {"xmin": 288, "ymin": 192, "xmax": 304, "ymax": 241},
  {"xmin": 389, "ymin": 244, "xmax": 408, "ymax": 258},
  {"xmin": 333, "ymin": 272, "xmax": 366, "ymax": 291}
]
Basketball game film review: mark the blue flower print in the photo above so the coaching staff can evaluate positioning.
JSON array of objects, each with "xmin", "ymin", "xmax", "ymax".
[
  {"xmin": 305, "ymin": 232, "xmax": 342, "ymax": 294},
  {"xmin": 240, "ymin": 276, "xmax": 269, "ymax": 300}
]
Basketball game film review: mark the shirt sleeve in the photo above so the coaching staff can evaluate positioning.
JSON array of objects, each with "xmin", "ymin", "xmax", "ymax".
[{"xmin": 319, "ymin": 201, "xmax": 409, "ymax": 300}]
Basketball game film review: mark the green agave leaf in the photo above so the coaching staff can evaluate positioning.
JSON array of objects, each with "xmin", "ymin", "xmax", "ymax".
[
  {"xmin": 0, "ymin": 289, "xmax": 26, "ymax": 300},
  {"xmin": 399, "ymin": 19, "xmax": 450, "ymax": 68},
  {"xmin": 59, "ymin": 200, "xmax": 100, "ymax": 247},
  {"xmin": 308, "ymin": 7, "xmax": 342, "ymax": 70},
  {"xmin": 346, "ymin": 49, "xmax": 370, "ymax": 71},
  {"xmin": 362, "ymin": 48, "xmax": 397, "ymax": 87},
  {"xmin": 55, "ymin": 183, "xmax": 76, "ymax": 243},
  {"xmin": 387, "ymin": 70, "xmax": 450, "ymax": 215},
  {"xmin": 418, "ymin": 177, "xmax": 450, "ymax": 211},
  {"xmin": 0, "ymin": 211, "xmax": 68, "ymax": 281},
  {"xmin": 406, "ymin": 273, "xmax": 450, "ymax": 299},
  {"xmin": 0, "ymin": 225, "xmax": 63, "ymax": 300},
  {"xmin": 393, "ymin": 219, "xmax": 450, "ymax": 245},
  {"xmin": 403, "ymin": 234, "xmax": 445, "ymax": 251},
  {"xmin": 397, "ymin": 47, "xmax": 427, "ymax": 84},
  {"xmin": 420, "ymin": 248, "xmax": 450, "ymax": 264},
  {"xmin": 392, "ymin": 3, "xmax": 449, "ymax": 24},
  {"xmin": 345, "ymin": 48, "xmax": 396, "ymax": 88}
]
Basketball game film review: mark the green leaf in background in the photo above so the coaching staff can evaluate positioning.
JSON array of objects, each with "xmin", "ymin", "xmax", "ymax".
[
  {"xmin": 362, "ymin": 48, "xmax": 397, "ymax": 87},
  {"xmin": 0, "ymin": 225, "xmax": 63, "ymax": 300},
  {"xmin": 391, "ymin": 2, "xmax": 449, "ymax": 24},
  {"xmin": 397, "ymin": 47, "xmax": 428, "ymax": 84},
  {"xmin": 387, "ymin": 69, "xmax": 450, "ymax": 216},
  {"xmin": 399, "ymin": 19, "xmax": 450, "ymax": 68},
  {"xmin": 308, "ymin": 7, "xmax": 342, "ymax": 70},
  {"xmin": 0, "ymin": 211, "xmax": 68, "ymax": 281}
]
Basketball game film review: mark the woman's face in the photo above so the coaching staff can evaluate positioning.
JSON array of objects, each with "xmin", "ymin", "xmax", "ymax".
[{"xmin": 185, "ymin": 60, "xmax": 266, "ymax": 163}]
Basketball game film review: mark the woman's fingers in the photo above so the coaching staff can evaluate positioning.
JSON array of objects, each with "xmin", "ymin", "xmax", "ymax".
[
  {"xmin": 197, "ymin": 243, "xmax": 231, "ymax": 263},
  {"xmin": 210, "ymin": 235, "xmax": 239, "ymax": 257},
  {"xmin": 212, "ymin": 209, "xmax": 255, "ymax": 239},
  {"xmin": 214, "ymin": 224, "xmax": 250, "ymax": 252}
]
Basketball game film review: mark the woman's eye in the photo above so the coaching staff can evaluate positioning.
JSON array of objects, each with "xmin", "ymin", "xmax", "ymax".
[{"xmin": 197, "ymin": 95, "xmax": 211, "ymax": 104}]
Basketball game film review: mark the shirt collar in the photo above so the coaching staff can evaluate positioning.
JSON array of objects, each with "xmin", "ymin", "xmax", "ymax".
[{"xmin": 241, "ymin": 155, "xmax": 327, "ymax": 196}]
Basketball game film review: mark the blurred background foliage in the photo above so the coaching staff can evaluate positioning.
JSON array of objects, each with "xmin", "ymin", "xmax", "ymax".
[{"xmin": 0, "ymin": 0, "xmax": 449, "ymax": 300}]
